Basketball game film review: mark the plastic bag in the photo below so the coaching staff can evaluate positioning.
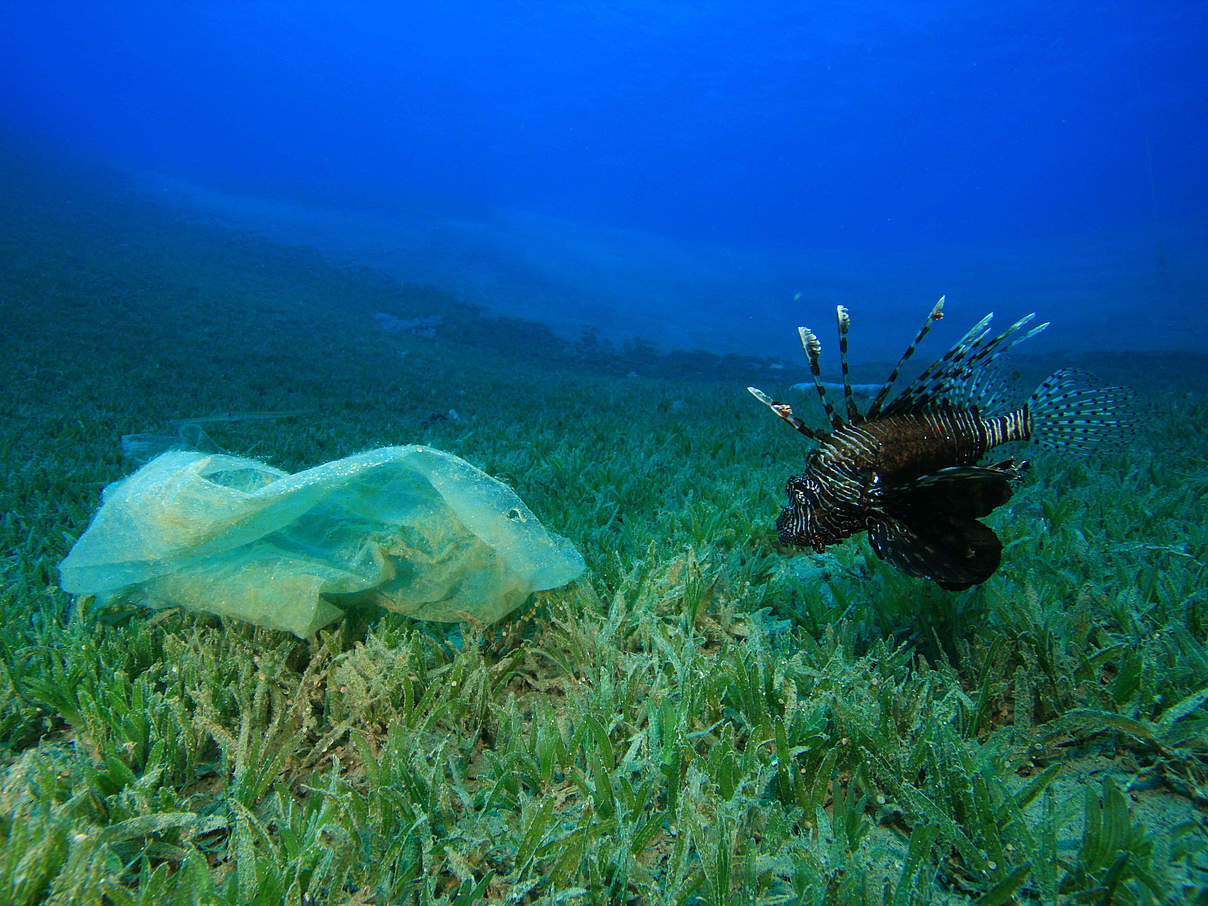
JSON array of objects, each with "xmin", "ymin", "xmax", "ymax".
[{"xmin": 59, "ymin": 446, "xmax": 585, "ymax": 637}]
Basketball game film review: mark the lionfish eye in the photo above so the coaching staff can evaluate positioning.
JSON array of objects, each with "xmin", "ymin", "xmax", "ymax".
[{"xmin": 788, "ymin": 479, "xmax": 817, "ymax": 506}]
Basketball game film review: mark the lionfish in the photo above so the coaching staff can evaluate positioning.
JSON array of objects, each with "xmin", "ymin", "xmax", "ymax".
[{"xmin": 749, "ymin": 297, "xmax": 1129, "ymax": 590}]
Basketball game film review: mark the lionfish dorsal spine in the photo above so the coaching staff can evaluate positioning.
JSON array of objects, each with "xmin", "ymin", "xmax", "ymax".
[
  {"xmin": 835, "ymin": 305, "xmax": 862, "ymax": 425},
  {"xmin": 747, "ymin": 386, "xmax": 825, "ymax": 440},
  {"xmin": 890, "ymin": 312, "xmax": 1051, "ymax": 416},
  {"xmin": 957, "ymin": 314, "xmax": 1050, "ymax": 411},
  {"xmin": 799, "ymin": 326, "xmax": 844, "ymax": 429},
  {"xmin": 962, "ymin": 312, "xmax": 1045, "ymax": 381},
  {"xmin": 865, "ymin": 296, "xmax": 945, "ymax": 420},
  {"xmin": 883, "ymin": 311, "xmax": 996, "ymax": 415}
]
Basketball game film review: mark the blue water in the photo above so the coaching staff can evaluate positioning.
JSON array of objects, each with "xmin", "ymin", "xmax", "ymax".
[{"xmin": 2, "ymin": 1, "xmax": 1204, "ymax": 362}]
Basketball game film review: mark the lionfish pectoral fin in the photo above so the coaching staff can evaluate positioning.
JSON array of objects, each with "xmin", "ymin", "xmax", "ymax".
[
  {"xmin": 882, "ymin": 463, "xmax": 1024, "ymax": 520},
  {"xmin": 868, "ymin": 512, "xmax": 1003, "ymax": 590}
]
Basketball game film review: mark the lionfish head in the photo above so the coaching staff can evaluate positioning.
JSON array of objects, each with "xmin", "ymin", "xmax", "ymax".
[{"xmin": 775, "ymin": 473, "xmax": 831, "ymax": 553}]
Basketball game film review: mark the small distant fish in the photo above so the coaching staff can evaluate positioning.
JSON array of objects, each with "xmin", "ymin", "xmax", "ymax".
[
  {"xmin": 168, "ymin": 409, "xmax": 312, "ymax": 426},
  {"xmin": 749, "ymin": 297, "xmax": 1131, "ymax": 589}
]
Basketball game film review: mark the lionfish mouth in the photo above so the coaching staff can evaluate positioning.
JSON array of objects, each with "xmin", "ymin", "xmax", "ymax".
[{"xmin": 775, "ymin": 506, "xmax": 827, "ymax": 553}]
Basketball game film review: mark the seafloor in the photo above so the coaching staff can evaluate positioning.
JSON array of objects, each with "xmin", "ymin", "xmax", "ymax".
[{"xmin": 2, "ymin": 153, "xmax": 1207, "ymax": 904}]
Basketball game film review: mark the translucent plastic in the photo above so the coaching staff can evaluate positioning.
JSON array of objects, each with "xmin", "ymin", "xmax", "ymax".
[{"xmin": 60, "ymin": 446, "xmax": 585, "ymax": 636}]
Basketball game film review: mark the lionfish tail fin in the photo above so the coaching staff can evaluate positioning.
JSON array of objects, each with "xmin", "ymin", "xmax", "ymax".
[{"xmin": 1028, "ymin": 369, "xmax": 1134, "ymax": 453}]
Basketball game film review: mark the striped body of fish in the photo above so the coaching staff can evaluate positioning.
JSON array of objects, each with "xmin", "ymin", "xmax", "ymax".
[{"xmin": 749, "ymin": 297, "xmax": 1130, "ymax": 590}]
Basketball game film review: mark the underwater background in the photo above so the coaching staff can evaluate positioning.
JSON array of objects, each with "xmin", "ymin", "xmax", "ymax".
[{"xmin": 2, "ymin": 1, "xmax": 1207, "ymax": 903}]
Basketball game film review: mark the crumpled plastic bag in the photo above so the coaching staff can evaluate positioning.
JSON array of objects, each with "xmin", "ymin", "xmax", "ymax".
[{"xmin": 59, "ymin": 446, "xmax": 585, "ymax": 637}]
